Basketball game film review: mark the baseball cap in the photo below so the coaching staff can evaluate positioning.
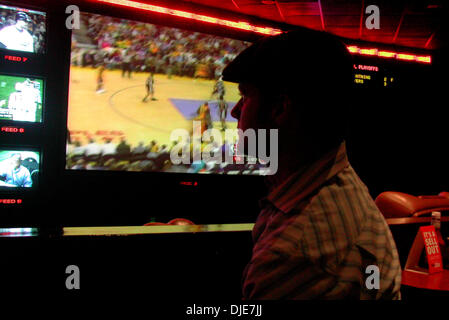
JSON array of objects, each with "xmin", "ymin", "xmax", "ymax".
[
  {"xmin": 16, "ymin": 11, "xmax": 31, "ymax": 22},
  {"xmin": 222, "ymin": 28, "xmax": 353, "ymax": 90}
]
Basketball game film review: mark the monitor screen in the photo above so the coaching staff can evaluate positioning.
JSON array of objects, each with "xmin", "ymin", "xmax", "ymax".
[
  {"xmin": 0, "ymin": 4, "xmax": 46, "ymax": 54},
  {"xmin": 0, "ymin": 74, "xmax": 44, "ymax": 123},
  {"xmin": 0, "ymin": 148, "xmax": 40, "ymax": 188},
  {"xmin": 66, "ymin": 12, "xmax": 272, "ymax": 175}
]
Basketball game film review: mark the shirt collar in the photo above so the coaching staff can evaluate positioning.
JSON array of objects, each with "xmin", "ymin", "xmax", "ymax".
[{"xmin": 265, "ymin": 141, "xmax": 349, "ymax": 213}]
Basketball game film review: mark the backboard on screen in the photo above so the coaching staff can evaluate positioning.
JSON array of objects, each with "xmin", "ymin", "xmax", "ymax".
[{"xmin": 66, "ymin": 11, "xmax": 272, "ymax": 176}]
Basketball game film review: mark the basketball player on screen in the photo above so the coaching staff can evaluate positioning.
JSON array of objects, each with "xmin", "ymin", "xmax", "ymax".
[
  {"xmin": 211, "ymin": 76, "xmax": 225, "ymax": 101},
  {"xmin": 142, "ymin": 72, "xmax": 156, "ymax": 102},
  {"xmin": 96, "ymin": 65, "xmax": 106, "ymax": 94},
  {"xmin": 0, "ymin": 11, "xmax": 34, "ymax": 53},
  {"xmin": 195, "ymin": 101, "xmax": 212, "ymax": 134},
  {"xmin": 217, "ymin": 96, "xmax": 228, "ymax": 131}
]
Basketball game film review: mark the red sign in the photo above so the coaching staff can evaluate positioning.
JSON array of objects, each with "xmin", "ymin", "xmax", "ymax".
[
  {"xmin": 180, "ymin": 181, "xmax": 198, "ymax": 186},
  {"xmin": 421, "ymin": 225, "xmax": 443, "ymax": 274},
  {"xmin": 1, "ymin": 126, "xmax": 25, "ymax": 133},
  {"xmin": 0, "ymin": 199, "xmax": 22, "ymax": 204},
  {"xmin": 4, "ymin": 55, "xmax": 28, "ymax": 62},
  {"xmin": 353, "ymin": 64, "xmax": 379, "ymax": 72}
]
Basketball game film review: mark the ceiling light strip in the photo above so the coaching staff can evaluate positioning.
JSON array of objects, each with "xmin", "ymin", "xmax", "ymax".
[
  {"xmin": 95, "ymin": 0, "xmax": 283, "ymax": 35},
  {"xmin": 346, "ymin": 45, "xmax": 431, "ymax": 64}
]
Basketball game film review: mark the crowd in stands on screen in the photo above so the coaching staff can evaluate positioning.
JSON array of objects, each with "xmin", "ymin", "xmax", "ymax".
[
  {"xmin": 66, "ymin": 137, "xmax": 263, "ymax": 174},
  {"xmin": 70, "ymin": 13, "xmax": 249, "ymax": 79}
]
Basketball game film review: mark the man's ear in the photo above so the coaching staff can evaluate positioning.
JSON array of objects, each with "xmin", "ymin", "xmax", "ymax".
[{"xmin": 271, "ymin": 93, "xmax": 293, "ymax": 127}]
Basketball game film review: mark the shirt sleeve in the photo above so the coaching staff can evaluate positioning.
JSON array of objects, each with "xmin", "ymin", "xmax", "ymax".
[{"xmin": 242, "ymin": 247, "xmax": 338, "ymax": 300}]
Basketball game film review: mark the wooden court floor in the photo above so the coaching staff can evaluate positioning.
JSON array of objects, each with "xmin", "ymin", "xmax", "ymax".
[{"xmin": 68, "ymin": 66, "xmax": 240, "ymax": 147}]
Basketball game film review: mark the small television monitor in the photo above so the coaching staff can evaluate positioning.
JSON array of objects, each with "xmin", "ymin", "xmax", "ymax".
[
  {"xmin": 0, "ymin": 147, "xmax": 40, "ymax": 188},
  {"xmin": 0, "ymin": 3, "xmax": 46, "ymax": 54},
  {"xmin": 0, "ymin": 74, "xmax": 44, "ymax": 123},
  {"xmin": 66, "ymin": 12, "xmax": 274, "ymax": 176}
]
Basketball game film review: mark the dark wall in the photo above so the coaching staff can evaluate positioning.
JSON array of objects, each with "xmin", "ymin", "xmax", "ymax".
[
  {"xmin": 1, "ymin": 231, "xmax": 254, "ymax": 299},
  {"xmin": 346, "ymin": 54, "xmax": 448, "ymax": 199}
]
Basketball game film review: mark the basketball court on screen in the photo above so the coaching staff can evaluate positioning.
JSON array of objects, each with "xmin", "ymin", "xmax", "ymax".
[{"xmin": 68, "ymin": 66, "xmax": 240, "ymax": 147}]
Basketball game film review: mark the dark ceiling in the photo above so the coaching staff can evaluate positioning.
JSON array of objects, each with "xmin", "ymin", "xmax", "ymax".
[{"xmin": 181, "ymin": 0, "xmax": 447, "ymax": 50}]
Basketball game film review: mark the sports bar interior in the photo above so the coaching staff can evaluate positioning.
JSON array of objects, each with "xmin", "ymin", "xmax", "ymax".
[{"xmin": 0, "ymin": 0, "xmax": 448, "ymax": 303}]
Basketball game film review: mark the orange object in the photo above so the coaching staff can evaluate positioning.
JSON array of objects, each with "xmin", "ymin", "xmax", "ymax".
[
  {"xmin": 405, "ymin": 225, "xmax": 443, "ymax": 274},
  {"xmin": 167, "ymin": 218, "xmax": 195, "ymax": 225},
  {"xmin": 402, "ymin": 269, "xmax": 449, "ymax": 291},
  {"xmin": 143, "ymin": 222, "xmax": 167, "ymax": 226},
  {"xmin": 439, "ymin": 192, "xmax": 449, "ymax": 199},
  {"xmin": 375, "ymin": 191, "xmax": 449, "ymax": 218}
]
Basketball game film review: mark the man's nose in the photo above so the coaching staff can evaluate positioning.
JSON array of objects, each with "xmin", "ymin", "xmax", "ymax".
[{"xmin": 231, "ymin": 98, "xmax": 243, "ymax": 120}]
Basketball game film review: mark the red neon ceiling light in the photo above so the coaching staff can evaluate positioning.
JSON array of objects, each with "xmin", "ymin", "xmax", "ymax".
[
  {"xmin": 346, "ymin": 45, "xmax": 431, "ymax": 64},
  {"xmin": 94, "ymin": 0, "xmax": 283, "ymax": 36},
  {"xmin": 93, "ymin": 0, "xmax": 431, "ymax": 64}
]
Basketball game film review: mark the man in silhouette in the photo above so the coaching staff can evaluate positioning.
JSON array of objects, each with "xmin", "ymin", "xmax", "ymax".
[{"xmin": 223, "ymin": 29, "xmax": 401, "ymax": 300}]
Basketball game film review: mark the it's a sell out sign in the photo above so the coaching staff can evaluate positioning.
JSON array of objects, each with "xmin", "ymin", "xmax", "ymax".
[{"xmin": 421, "ymin": 226, "xmax": 443, "ymax": 274}]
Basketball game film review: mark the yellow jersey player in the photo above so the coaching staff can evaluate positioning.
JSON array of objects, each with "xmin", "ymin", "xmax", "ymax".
[{"xmin": 96, "ymin": 65, "xmax": 106, "ymax": 94}]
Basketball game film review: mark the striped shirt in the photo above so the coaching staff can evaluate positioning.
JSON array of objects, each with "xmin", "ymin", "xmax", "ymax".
[{"xmin": 242, "ymin": 141, "xmax": 402, "ymax": 299}]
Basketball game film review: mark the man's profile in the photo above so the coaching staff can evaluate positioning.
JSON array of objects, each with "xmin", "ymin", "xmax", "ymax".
[{"xmin": 222, "ymin": 29, "xmax": 402, "ymax": 299}]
